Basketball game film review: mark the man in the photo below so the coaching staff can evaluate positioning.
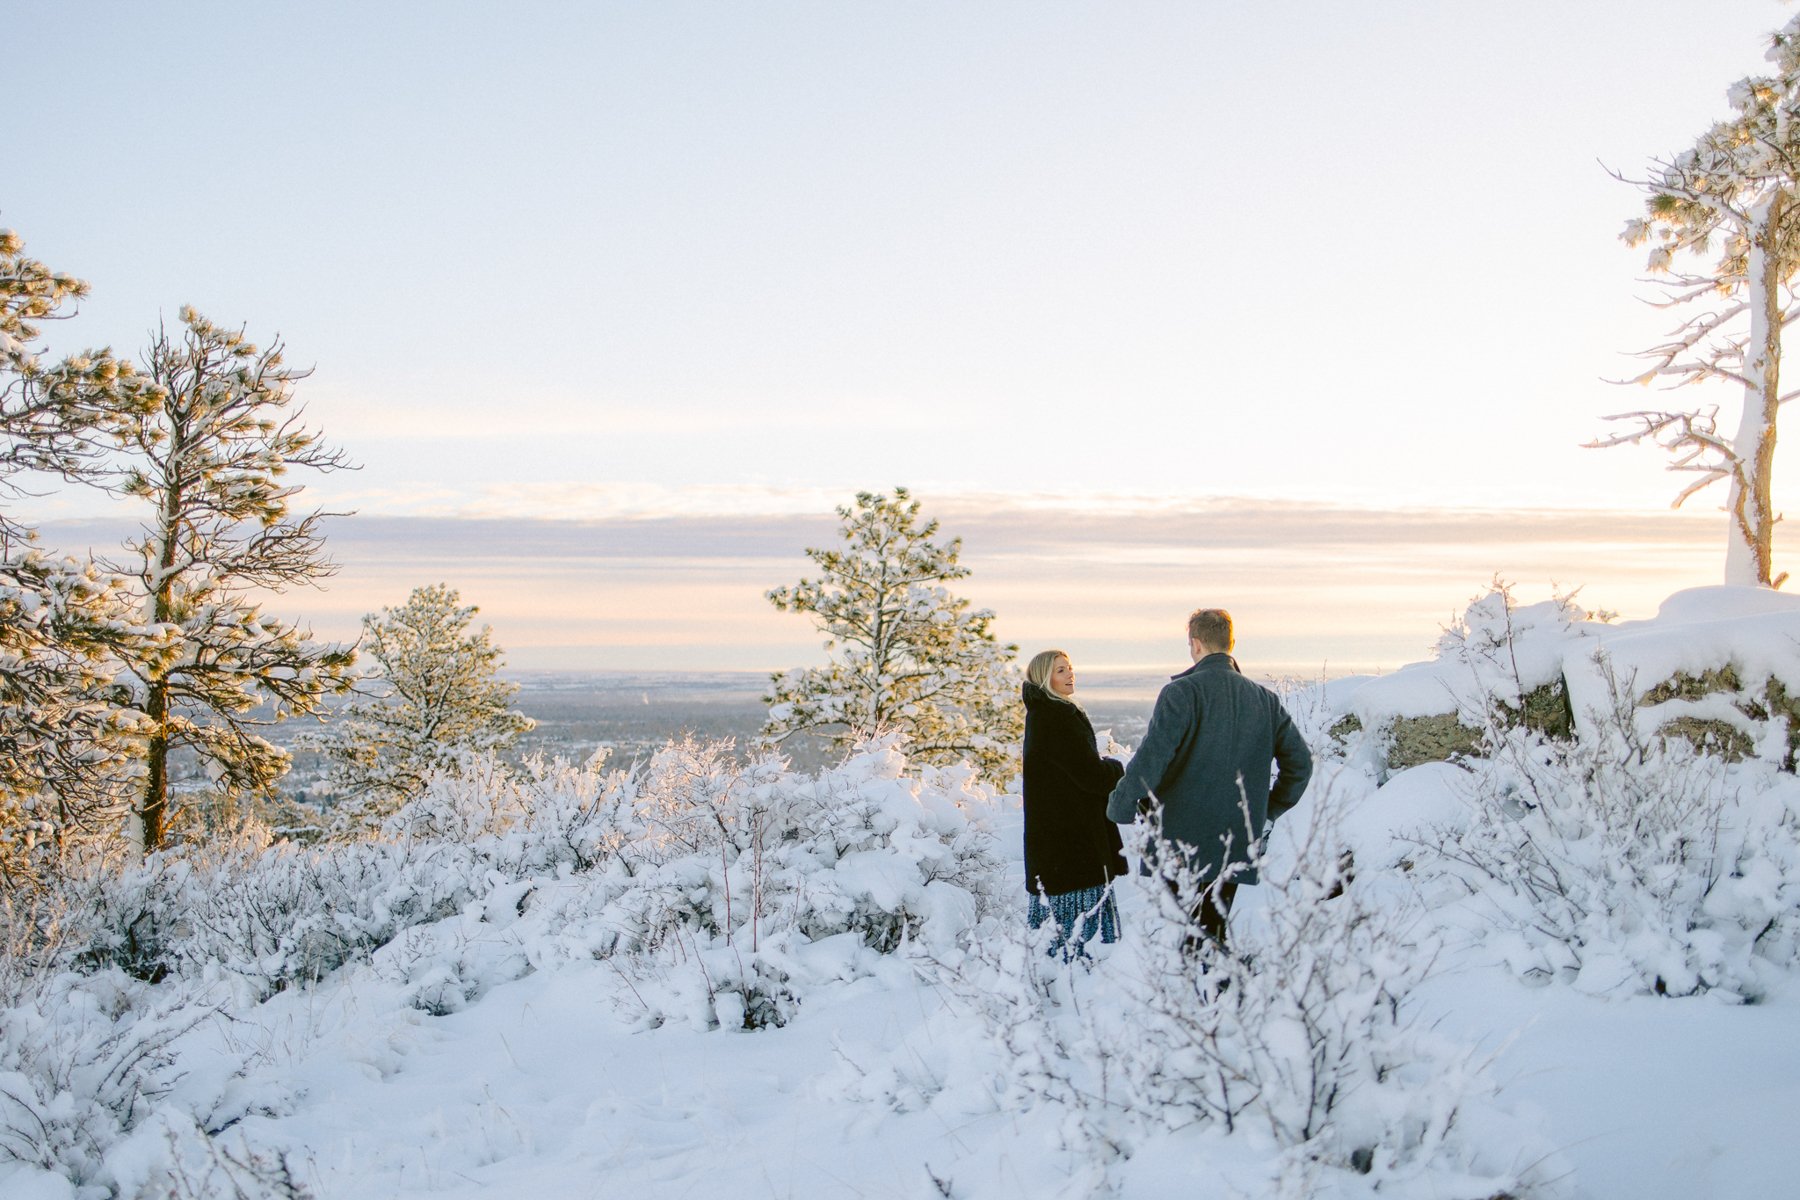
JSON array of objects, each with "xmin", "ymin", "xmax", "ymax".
[{"xmin": 1106, "ymin": 608, "xmax": 1313, "ymax": 948}]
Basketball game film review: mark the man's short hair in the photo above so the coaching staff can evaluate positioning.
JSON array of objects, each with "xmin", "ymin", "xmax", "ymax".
[{"xmin": 1188, "ymin": 608, "xmax": 1234, "ymax": 652}]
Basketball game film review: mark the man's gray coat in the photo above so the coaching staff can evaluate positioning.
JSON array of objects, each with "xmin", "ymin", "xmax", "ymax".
[{"xmin": 1106, "ymin": 653, "xmax": 1313, "ymax": 885}]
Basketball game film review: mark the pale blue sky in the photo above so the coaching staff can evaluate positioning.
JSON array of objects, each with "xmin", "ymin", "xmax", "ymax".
[{"xmin": 9, "ymin": 2, "xmax": 1794, "ymax": 669}]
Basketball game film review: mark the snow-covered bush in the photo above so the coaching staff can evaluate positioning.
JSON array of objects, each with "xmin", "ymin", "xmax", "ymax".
[
  {"xmin": 383, "ymin": 748, "xmax": 619, "ymax": 861},
  {"xmin": 1431, "ymin": 585, "xmax": 1588, "ymax": 721},
  {"xmin": 0, "ymin": 735, "xmax": 1007, "ymax": 1192},
  {"xmin": 31, "ymin": 737, "xmax": 1002, "ymax": 1031},
  {"xmin": 64, "ymin": 833, "xmax": 481, "ymax": 1002},
  {"xmin": 514, "ymin": 736, "xmax": 1004, "ymax": 1029},
  {"xmin": 1312, "ymin": 586, "xmax": 1800, "ymax": 1003},
  {"xmin": 1415, "ymin": 674, "xmax": 1800, "ymax": 1001},
  {"xmin": 906, "ymin": 792, "xmax": 1559, "ymax": 1197},
  {"xmin": 54, "ymin": 752, "xmax": 631, "ymax": 1000},
  {"xmin": 0, "ymin": 916, "xmax": 302, "ymax": 1199},
  {"xmin": 0, "ymin": 962, "xmax": 215, "ymax": 1190},
  {"xmin": 115, "ymin": 1115, "xmax": 314, "ymax": 1200}
]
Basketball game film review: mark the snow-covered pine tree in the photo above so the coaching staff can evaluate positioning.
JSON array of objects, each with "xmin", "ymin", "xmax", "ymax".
[
  {"xmin": 307, "ymin": 583, "xmax": 534, "ymax": 833},
  {"xmin": 1600, "ymin": 17, "xmax": 1800, "ymax": 588},
  {"xmin": 0, "ymin": 228, "xmax": 157, "ymax": 525},
  {"xmin": 118, "ymin": 309, "xmax": 355, "ymax": 853},
  {"xmin": 0, "ymin": 229, "xmax": 166, "ymax": 882},
  {"xmin": 762, "ymin": 487, "xmax": 1022, "ymax": 783},
  {"xmin": 0, "ymin": 554, "xmax": 179, "ymax": 885}
]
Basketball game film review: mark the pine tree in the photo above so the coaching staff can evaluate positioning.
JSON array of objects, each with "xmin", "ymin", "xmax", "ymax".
[
  {"xmin": 1599, "ymin": 17, "xmax": 1800, "ymax": 588},
  {"xmin": 308, "ymin": 584, "xmax": 534, "ymax": 833},
  {"xmin": 119, "ymin": 309, "xmax": 355, "ymax": 852},
  {"xmin": 0, "ymin": 227, "xmax": 156, "ymax": 523},
  {"xmin": 763, "ymin": 487, "xmax": 1022, "ymax": 782},
  {"xmin": 0, "ymin": 553, "xmax": 174, "ymax": 884},
  {"xmin": 0, "ymin": 229, "xmax": 165, "ymax": 882}
]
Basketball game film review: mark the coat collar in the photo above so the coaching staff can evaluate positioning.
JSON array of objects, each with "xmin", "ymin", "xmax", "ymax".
[
  {"xmin": 1172, "ymin": 652, "xmax": 1240, "ymax": 680},
  {"xmin": 1023, "ymin": 680, "xmax": 1085, "ymax": 715}
]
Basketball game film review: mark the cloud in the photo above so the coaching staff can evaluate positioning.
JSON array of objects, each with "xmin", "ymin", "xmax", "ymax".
[
  {"xmin": 38, "ymin": 489, "xmax": 1728, "ymax": 676},
  {"xmin": 34, "ymin": 497, "xmax": 1734, "ymax": 673},
  {"xmin": 241, "ymin": 497, "xmax": 1725, "ymax": 574}
]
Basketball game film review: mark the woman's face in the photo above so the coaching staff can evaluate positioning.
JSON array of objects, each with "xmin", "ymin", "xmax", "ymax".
[{"xmin": 1049, "ymin": 655, "xmax": 1075, "ymax": 697}]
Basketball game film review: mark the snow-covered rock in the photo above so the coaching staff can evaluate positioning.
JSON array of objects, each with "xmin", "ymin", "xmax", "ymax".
[{"xmin": 1329, "ymin": 585, "xmax": 1800, "ymax": 773}]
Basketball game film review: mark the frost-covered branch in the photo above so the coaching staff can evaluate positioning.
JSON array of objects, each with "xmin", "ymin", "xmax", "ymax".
[
  {"xmin": 0, "ymin": 230, "xmax": 160, "ymax": 537},
  {"xmin": 762, "ymin": 488, "xmax": 1021, "ymax": 781},
  {"xmin": 305, "ymin": 584, "xmax": 534, "ymax": 833},
  {"xmin": 1600, "ymin": 17, "xmax": 1800, "ymax": 587},
  {"xmin": 111, "ymin": 309, "xmax": 357, "ymax": 852}
]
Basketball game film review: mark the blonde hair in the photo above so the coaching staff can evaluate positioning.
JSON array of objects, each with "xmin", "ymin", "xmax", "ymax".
[{"xmin": 1026, "ymin": 649, "xmax": 1076, "ymax": 705}]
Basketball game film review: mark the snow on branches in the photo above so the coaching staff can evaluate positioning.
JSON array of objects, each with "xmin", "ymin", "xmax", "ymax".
[
  {"xmin": 0, "ymin": 229, "xmax": 157, "ymax": 520},
  {"xmin": 306, "ymin": 584, "xmax": 534, "ymax": 834},
  {"xmin": 117, "ymin": 310, "xmax": 356, "ymax": 852},
  {"xmin": 762, "ymin": 487, "xmax": 1022, "ymax": 783},
  {"xmin": 0, "ymin": 230, "xmax": 170, "ymax": 885},
  {"xmin": 1601, "ymin": 16, "xmax": 1800, "ymax": 588}
]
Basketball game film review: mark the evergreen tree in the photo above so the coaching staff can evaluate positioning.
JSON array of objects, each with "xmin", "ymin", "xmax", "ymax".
[
  {"xmin": 763, "ymin": 487, "xmax": 1022, "ymax": 782},
  {"xmin": 0, "ymin": 553, "xmax": 173, "ymax": 884},
  {"xmin": 308, "ymin": 583, "xmax": 534, "ymax": 834},
  {"xmin": 1601, "ymin": 17, "xmax": 1800, "ymax": 588},
  {"xmin": 0, "ymin": 229, "xmax": 165, "ymax": 883},
  {"xmin": 0, "ymin": 227, "xmax": 156, "ymax": 524},
  {"xmin": 119, "ymin": 309, "xmax": 355, "ymax": 852}
]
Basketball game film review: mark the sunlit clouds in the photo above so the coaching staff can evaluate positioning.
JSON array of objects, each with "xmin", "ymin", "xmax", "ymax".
[{"xmin": 41, "ymin": 496, "xmax": 1729, "ymax": 675}]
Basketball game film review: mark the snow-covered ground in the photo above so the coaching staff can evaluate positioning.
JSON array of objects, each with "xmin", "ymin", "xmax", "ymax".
[{"xmin": 6, "ymin": 587, "xmax": 1800, "ymax": 1199}]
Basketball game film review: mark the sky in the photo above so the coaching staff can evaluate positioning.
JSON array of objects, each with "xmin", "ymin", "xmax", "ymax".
[{"xmin": 9, "ymin": 1, "xmax": 1797, "ymax": 673}]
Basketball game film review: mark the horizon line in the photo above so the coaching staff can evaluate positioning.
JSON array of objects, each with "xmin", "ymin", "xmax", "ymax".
[{"xmin": 29, "ymin": 488, "xmax": 1732, "ymax": 528}]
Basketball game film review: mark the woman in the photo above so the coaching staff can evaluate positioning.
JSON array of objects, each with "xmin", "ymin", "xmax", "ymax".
[{"xmin": 1021, "ymin": 649, "xmax": 1128, "ymax": 957}]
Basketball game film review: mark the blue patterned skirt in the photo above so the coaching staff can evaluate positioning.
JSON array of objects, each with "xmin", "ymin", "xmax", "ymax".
[{"xmin": 1028, "ymin": 884, "xmax": 1120, "ymax": 958}]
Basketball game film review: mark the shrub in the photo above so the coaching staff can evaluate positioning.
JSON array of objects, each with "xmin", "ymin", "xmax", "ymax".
[
  {"xmin": 0, "ymin": 962, "xmax": 215, "ymax": 1188},
  {"xmin": 907, "ymin": 789, "xmax": 1555, "ymax": 1196},
  {"xmin": 32, "ymin": 737, "xmax": 1003, "ymax": 1032},
  {"xmin": 1414, "ymin": 671, "xmax": 1800, "ymax": 1000},
  {"xmin": 519, "ymin": 736, "xmax": 1004, "ymax": 1029}
]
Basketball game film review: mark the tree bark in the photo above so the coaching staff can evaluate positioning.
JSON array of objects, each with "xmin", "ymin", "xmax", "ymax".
[
  {"xmin": 137, "ymin": 426, "xmax": 185, "ymax": 852},
  {"xmin": 1728, "ymin": 188, "xmax": 1786, "ymax": 587},
  {"xmin": 140, "ymin": 679, "xmax": 168, "ymax": 852}
]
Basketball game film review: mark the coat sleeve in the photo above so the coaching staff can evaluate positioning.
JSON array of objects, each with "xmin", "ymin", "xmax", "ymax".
[
  {"xmin": 1107, "ymin": 684, "xmax": 1192, "ymax": 824},
  {"xmin": 1046, "ymin": 708, "xmax": 1126, "ymax": 795},
  {"xmin": 1266, "ymin": 700, "xmax": 1313, "ymax": 820}
]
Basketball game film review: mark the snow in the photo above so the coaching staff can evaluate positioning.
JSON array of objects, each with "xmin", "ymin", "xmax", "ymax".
[
  {"xmin": 6, "ymin": 587, "xmax": 1800, "ymax": 1198},
  {"xmin": 1414, "ymin": 967, "xmax": 1800, "ymax": 1199},
  {"xmin": 207, "ymin": 964, "xmax": 983, "ymax": 1197},
  {"xmin": 1336, "ymin": 585, "xmax": 1800, "ymax": 753}
]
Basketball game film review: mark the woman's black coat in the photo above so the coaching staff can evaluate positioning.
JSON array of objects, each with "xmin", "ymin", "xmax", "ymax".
[{"xmin": 1021, "ymin": 681, "xmax": 1128, "ymax": 896}]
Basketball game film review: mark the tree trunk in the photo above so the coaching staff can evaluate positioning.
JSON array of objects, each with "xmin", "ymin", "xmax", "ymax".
[
  {"xmin": 1727, "ymin": 188, "xmax": 1785, "ymax": 588},
  {"xmin": 137, "ymin": 462, "xmax": 183, "ymax": 853},
  {"xmin": 140, "ymin": 680, "xmax": 168, "ymax": 852}
]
